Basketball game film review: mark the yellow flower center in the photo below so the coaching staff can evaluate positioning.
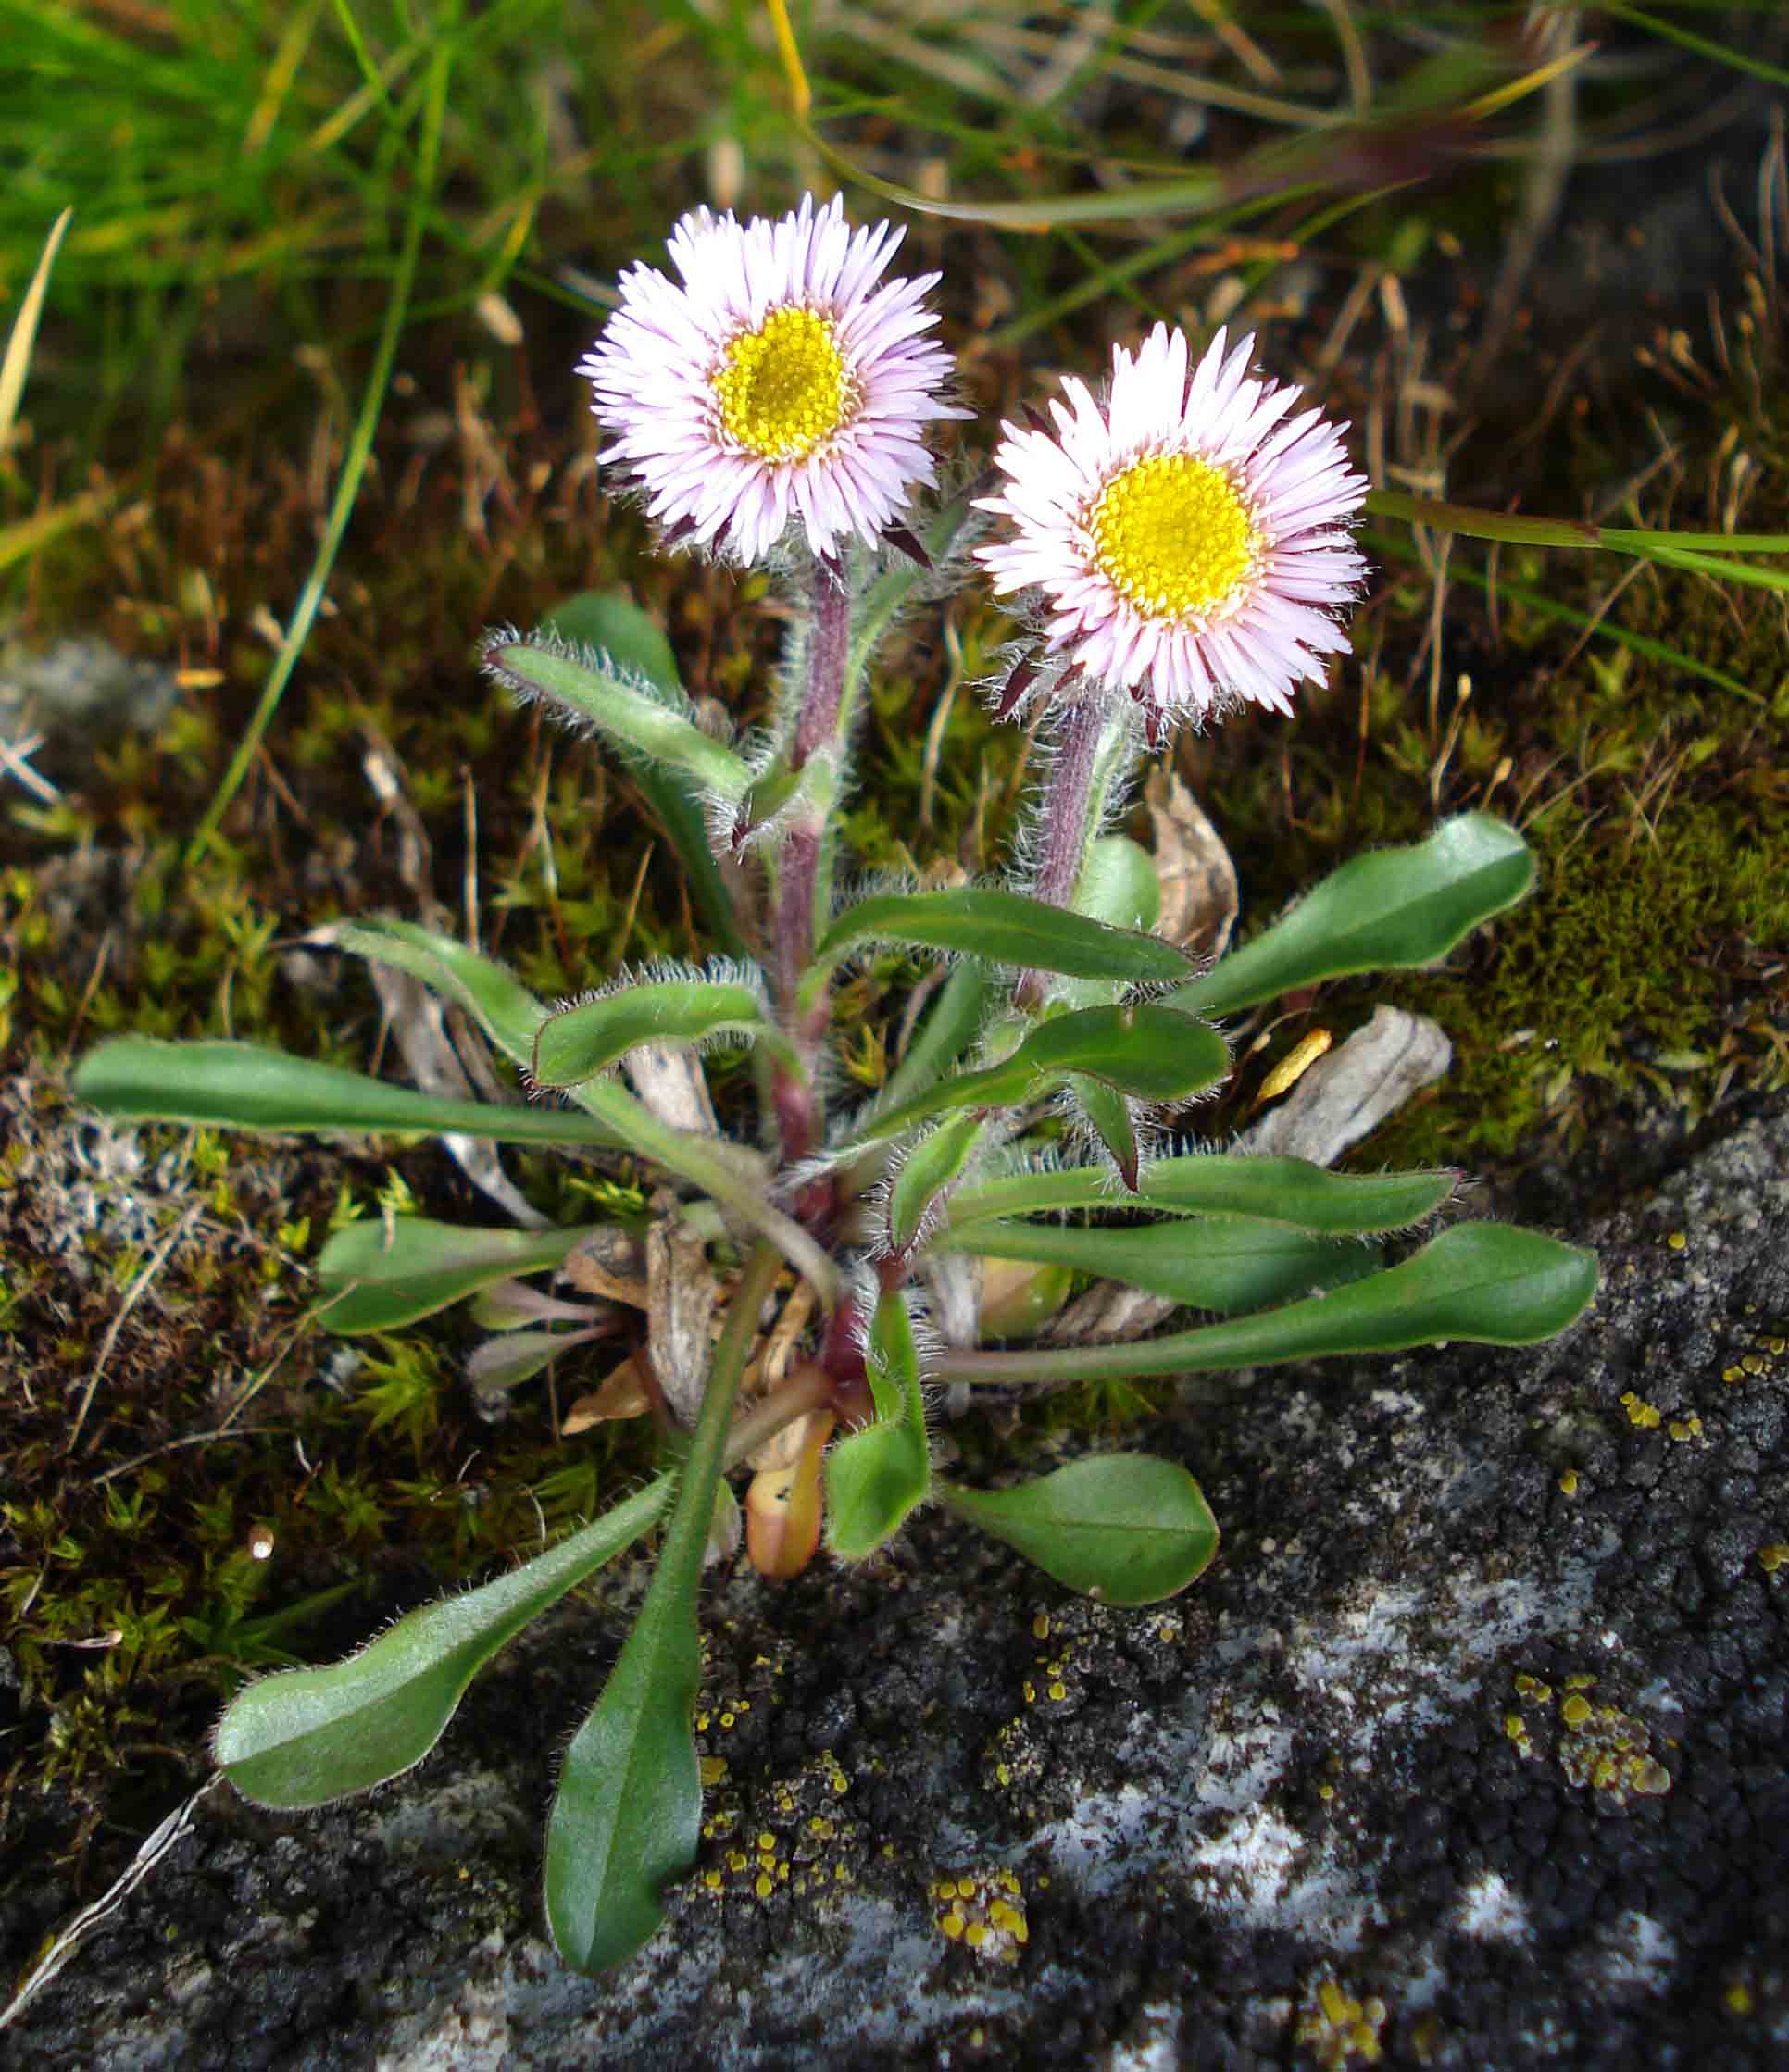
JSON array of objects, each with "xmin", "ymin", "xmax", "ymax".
[
  {"xmin": 1088, "ymin": 452, "xmax": 1258, "ymax": 620},
  {"xmin": 712, "ymin": 306, "xmax": 849, "ymax": 462}
]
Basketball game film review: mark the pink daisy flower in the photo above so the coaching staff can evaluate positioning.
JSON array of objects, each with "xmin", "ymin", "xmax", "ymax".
[
  {"xmin": 580, "ymin": 193, "xmax": 967, "ymax": 567},
  {"xmin": 975, "ymin": 325, "xmax": 1368, "ymax": 725}
]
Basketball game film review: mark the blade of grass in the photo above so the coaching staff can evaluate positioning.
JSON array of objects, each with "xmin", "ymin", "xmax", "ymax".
[
  {"xmin": 184, "ymin": 18, "xmax": 455, "ymax": 866},
  {"xmin": 0, "ymin": 205, "xmax": 70, "ymax": 458},
  {"xmin": 1371, "ymin": 489, "xmax": 1789, "ymax": 572},
  {"xmin": 1599, "ymin": 3, "xmax": 1789, "ymax": 91},
  {"xmin": 1364, "ymin": 530, "xmax": 1766, "ymax": 706}
]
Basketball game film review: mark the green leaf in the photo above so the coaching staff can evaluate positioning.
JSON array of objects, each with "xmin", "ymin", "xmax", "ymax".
[
  {"xmin": 544, "ymin": 588, "xmax": 681, "ymax": 691},
  {"xmin": 939, "ymin": 1455, "xmax": 1219, "ymax": 1605},
  {"xmin": 948, "ymin": 1155, "xmax": 1455, "ymax": 1237},
  {"xmin": 812, "ymin": 887, "xmax": 1195, "ymax": 990},
  {"xmin": 541, "ymin": 592, "xmax": 749, "ymax": 959},
  {"xmin": 466, "ymin": 1329, "xmax": 602, "ymax": 1392},
  {"xmin": 215, "ymin": 1477, "xmax": 670, "ymax": 1808},
  {"xmin": 1170, "ymin": 815, "xmax": 1535, "ymax": 1019},
  {"xmin": 854, "ymin": 1005, "xmax": 1230, "ymax": 1149},
  {"xmin": 1054, "ymin": 834, "xmax": 1168, "ymax": 1016},
  {"xmin": 543, "ymin": 1567, "xmax": 703, "ymax": 1973},
  {"xmin": 885, "ymin": 1112, "xmax": 987, "ymax": 1258},
  {"xmin": 1063, "ymin": 1073, "xmax": 1142, "ymax": 1191},
  {"xmin": 544, "ymin": 1243, "xmax": 780, "ymax": 1974},
  {"xmin": 825, "ymin": 1288, "xmax": 931, "ymax": 1560},
  {"xmin": 532, "ymin": 976, "xmax": 784, "ymax": 1090},
  {"xmin": 931, "ymin": 1223, "xmax": 1599, "ymax": 1389},
  {"xmin": 488, "ymin": 630, "xmax": 751, "ymax": 805},
  {"xmin": 73, "ymin": 1038, "xmax": 626, "ymax": 1150},
  {"xmin": 315, "ymin": 1218, "xmax": 598, "ymax": 1334},
  {"xmin": 944, "ymin": 1215, "xmax": 1382, "ymax": 1315},
  {"xmin": 335, "ymin": 920, "xmax": 546, "ymax": 1066},
  {"xmin": 1076, "ymin": 834, "xmax": 1163, "ymax": 936}
]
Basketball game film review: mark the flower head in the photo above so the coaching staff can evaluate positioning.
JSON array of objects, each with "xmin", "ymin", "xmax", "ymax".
[
  {"xmin": 975, "ymin": 325, "xmax": 1368, "ymax": 726},
  {"xmin": 581, "ymin": 193, "xmax": 967, "ymax": 567}
]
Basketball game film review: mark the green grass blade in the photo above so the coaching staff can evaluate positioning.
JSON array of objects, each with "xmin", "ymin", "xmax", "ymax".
[{"xmin": 185, "ymin": 32, "xmax": 455, "ymax": 865}]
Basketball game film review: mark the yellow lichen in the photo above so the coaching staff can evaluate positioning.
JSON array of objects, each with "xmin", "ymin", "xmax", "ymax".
[
  {"xmin": 930, "ymin": 1867, "xmax": 1029, "ymax": 1964},
  {"xmin": 1758, "ymin": 1543, "xmax": 1788, "ymax": 1575},
  {"xmin": 1295, "ymin": 1976, "xmax": 1388, "ymax": 2067},
  {"xmin": 1558, "ymin": 1697, "xmax": 1671, "ymax": 1804}
]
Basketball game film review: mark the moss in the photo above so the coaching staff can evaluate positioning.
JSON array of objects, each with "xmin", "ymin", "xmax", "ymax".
[{"xmin": 1359, "ymin": 792, "xmax": 1788, "ymax": 1168}]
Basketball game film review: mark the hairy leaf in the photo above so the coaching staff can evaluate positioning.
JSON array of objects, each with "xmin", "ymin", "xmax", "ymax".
[
  {"xmin": 73, "ymin": 1038, "xmax": 625, "ymax": 1150},
  {"xmin": 944, "ymin": 1215, "xmax": 1381, "ymax": 1315},
  {"xmin": 488, "ymin": 631, "xmax": 751, "ymax": 805},
  {"xmin": 855, "ymin": 1005, "xmax": 1229, "ymax": 1149},
  {"xmin": 813, "ymin": 886, "xmax": 1195, "ymax": 989},
  {"xmin": 316, "ymin": 1218, "xmax": 599, "ymax": 1333},
  {"xmin": 541, "ymin": 593, "xmax": 749, "ymax": 959},
  {"xmin": 940, "ymin": 1455, "xmax": 1219, "ymax": 1604},
  {"xmin": 543, "ymin": 1245, "xmax": 777, "ymax": 1974},
  {"xmin": 335, "ymin": 921, "xmax": 545, "ymax": 1067},
  {"xmin": 1170, "ymin": 815, "xmax": 1534, "ymax": 1019},
  {"xmin": 825, "ymin": 1288, "xmax": 931, "ymax": 1559},
  {"xmin": 532, "ymin": 977, "xmax": 782, "ymax": 1090},
  {"xmin": 869, "ymin": 961, "xmax": 992, "ymax": 1118},
  {"xmin": 1063, "ymin": 1072, "xmax": 1142, "ymax": 1191},
  {"xmin": 948, "ymin": 1155, "xmax": 1455, "ymax": 1236},
  {"xmin": 930, "ymin": 1223, "xmax": 1598, "ymax": 1388},
  {"xmin": 885, "ymin": 1111, "xmax": 986, "ymax": 1258},
  {"xmin": 215, "ymin": 1478, "xmax": 670, "ymax": 1807}
]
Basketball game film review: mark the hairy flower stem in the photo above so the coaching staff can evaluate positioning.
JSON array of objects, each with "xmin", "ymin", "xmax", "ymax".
[
  {"xmin": 792, "ymin": 556, "xmax": 851, "ymax": 772},
  {"xmin": 1015, "ymin": 692, "xmax": 1106, "ymax": 1011},
  {"xmin": 771, "ymin": 559, "xmax": 853, "ymax": 1167}
]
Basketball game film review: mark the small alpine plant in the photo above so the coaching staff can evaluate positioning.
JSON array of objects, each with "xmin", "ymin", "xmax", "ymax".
[{"xmin": 74, "ymin": 193, "xmax": 1596, "ymax": 1977}]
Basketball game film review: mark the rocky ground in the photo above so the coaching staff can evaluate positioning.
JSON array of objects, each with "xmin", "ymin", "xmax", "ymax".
[{"xmin": 4, "ymin": 1088, "xmax": 1784, "ymax": 2070}]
